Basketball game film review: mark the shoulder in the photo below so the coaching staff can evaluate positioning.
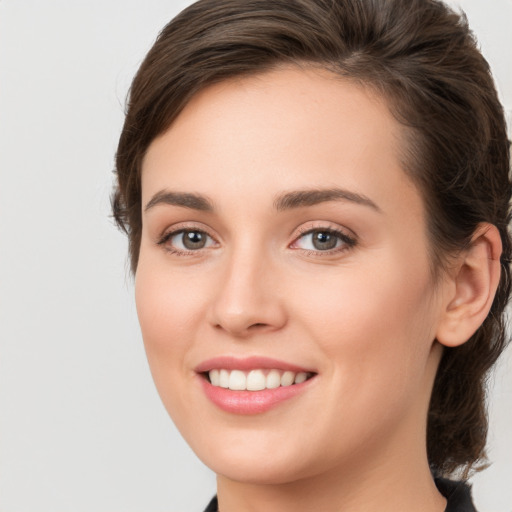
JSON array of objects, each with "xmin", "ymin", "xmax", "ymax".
[
  {"xmin": 203, "ymin": 495, "xmax": 218, "ymax": 512},
  {"xmin": 435, "ymin": 477, "xmax": 478, "ymax": 512},
  {"xmin": 203, "ymin": 480, "xmax": 477, "ymax": 512}
]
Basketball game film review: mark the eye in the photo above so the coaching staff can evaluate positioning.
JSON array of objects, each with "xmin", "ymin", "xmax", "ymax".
[
  {"xmin": 292, "ymin": 227, "xmax": 356, "ymax": 253},
  {"xmin": 158, "ymin": 228, "xmax": 217, "ymax": 255}
]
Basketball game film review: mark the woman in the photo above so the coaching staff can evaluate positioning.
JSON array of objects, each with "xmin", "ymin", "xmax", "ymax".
[{"xmin": 112, "ymin": 0, "xmax": 511, "ymax": 510}]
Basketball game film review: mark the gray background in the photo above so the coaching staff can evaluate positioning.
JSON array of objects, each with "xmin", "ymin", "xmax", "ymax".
[{"xmin": 0, "ymin": 1, "xmax": 510, "ymax": 511}]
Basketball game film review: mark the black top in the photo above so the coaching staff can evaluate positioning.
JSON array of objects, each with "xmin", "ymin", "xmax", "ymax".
[
  {"xmin": 202, "ymin": 478, "xmax": 476, "ymax": 511},
  {"xmin": 436, "ymin": 478, "xmax": 477, "ymax": 512}
]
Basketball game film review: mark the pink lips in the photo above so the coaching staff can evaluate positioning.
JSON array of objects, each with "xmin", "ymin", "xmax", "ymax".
[
  {"xmin": 195, "ymin": 356, "xmax": 316, "ymax": 415},
  {"xmin": 195, "ymin": 355, "xmax": 313, "ymax": 374}
]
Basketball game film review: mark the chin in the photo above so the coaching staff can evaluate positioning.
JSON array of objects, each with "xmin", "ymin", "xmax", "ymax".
[
  {"xmin": 199, "ymin": 431, "xmax": 337, "ymax": 486},
  {"xmin": 208, "ymin": 456, "xmax": 309, "ymax": 486}
]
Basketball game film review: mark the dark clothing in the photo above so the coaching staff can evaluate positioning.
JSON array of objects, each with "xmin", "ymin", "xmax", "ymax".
[
  {"xmin": 437, "ymin": 478, "xmax": 477, "ymax": 512},
  {"xmin": 203, "ymin": 496, "xmax": 218, "ymax": 512},
  {"xmin": 202, "ymin": 478, "xmax": 476, "ymax": 511}
]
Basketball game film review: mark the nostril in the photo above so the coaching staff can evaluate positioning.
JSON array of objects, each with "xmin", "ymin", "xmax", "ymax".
[{"xmin": 249, "ymin": 323, "xmax": 268, "ymax": 329}]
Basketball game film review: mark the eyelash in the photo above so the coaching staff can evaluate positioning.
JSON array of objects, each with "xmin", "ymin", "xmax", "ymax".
[
  {"xmin": 157, "ymin": 224, "xmax": 357, "ymax": 257},
  {"xmin": 157, "ymin": 227, "xmax": 217, "ymax": 257},
  {"xmin": 293, "ymin": 226, "xmax": 357, "ymax": 257}
]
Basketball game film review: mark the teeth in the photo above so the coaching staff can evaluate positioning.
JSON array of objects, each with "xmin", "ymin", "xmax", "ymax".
[
  {"xmin": 247, "ymin": 370, "xmax": 266, "ymax": 391},
  {"xmin": 219, "ymin": 369, "xmax": 229, "ymax": 388},
  {"xmin": 207, "ymin": 368, "xmax": 312, "ymax": 391},
  {"xmin": 281, "ymin": 371, "xmax": 295, "ymax": 386},
  {"xmin": 266, "ymin": 369, "xmax": 281, "ymax": 389},
  {"xmin": 228, "ymin": 370, "xmax": 246, "ymax": 390},
  {"xmin": 294, "ymin": 372, "xmax": 308, "ymax": 384},
  {"xmin": 209, "ymin": 369, "xmax": 220, "ymax": 386}
]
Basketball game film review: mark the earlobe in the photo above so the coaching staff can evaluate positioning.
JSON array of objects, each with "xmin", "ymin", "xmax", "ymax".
[{"xmin": 436, "ymin": 223, "xmax": 502, "ymax": 348}]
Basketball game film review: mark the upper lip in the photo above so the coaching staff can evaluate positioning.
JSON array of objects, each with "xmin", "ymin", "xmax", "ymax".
[{"xmin": 194, "ymin": 356, "xmax": 315, "ymax": 374}]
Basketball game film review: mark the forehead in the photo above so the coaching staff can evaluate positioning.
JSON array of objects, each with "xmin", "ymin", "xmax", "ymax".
[{"xmin": 141, "ymin": 65, "xmax": 422, "ymax": 224}]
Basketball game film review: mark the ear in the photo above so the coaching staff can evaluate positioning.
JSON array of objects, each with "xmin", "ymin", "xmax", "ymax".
[{"xmin": 436, "ymin": 223, "xmax": 502, "ymax": 348}]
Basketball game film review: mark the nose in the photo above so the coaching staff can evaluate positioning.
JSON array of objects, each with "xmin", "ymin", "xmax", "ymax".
[{"xmin": 208, "ymin": 245, "xmax": 287, "ymax": 338}]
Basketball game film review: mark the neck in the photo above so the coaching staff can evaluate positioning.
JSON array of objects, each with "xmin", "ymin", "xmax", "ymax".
[{"xmin": 216, "ymin": 442, "xmax": 446, "ymax": 512}]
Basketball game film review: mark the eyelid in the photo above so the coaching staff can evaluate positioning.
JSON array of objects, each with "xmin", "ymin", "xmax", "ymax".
[
  {"xmin": 157, "ymin": 221, "xmax": 218, "ymax": 242},
  {"xmin": 156, "ymin": 221, "xmax": 357, "ymax": 257},
  {"xmin": 290, "ymin": 223, "xmax": 357, "ymax": 254},
  {"xmin": 293, "ymin": 221, "xmax": 356, "ymax": 240},
  {"xmin": 156, "ymin": 222, "xmax": 219, "ymax": 256}
]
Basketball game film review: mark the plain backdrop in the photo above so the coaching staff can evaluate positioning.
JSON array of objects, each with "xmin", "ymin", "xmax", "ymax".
[{"xmin": 0, "ymin": 1, "xmax": 511, "ymax": 511}]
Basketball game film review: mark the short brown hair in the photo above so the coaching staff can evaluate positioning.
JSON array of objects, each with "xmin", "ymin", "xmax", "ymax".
[{"xmin": 112, "ymin": 0, "xmax": 511, "ymax": 476}]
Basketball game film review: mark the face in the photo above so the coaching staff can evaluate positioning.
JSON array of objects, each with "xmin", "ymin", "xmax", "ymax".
[{"xmin": 136, "ymin": 66, "xmax": 447, "ymax": 485}]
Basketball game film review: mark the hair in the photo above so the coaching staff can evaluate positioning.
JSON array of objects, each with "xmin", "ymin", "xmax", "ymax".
[{"xmin": 112, "ymin": 0, "xmax": 511, "ymax": 477}]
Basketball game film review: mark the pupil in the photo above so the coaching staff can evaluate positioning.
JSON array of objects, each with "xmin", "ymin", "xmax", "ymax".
[
  {"xmin": 183, "ymin": 231, "xmax": 206, "ymax": 249},
  {"xmin": 313, "ymin": 231, "xmax": 337, "ymax": 250}
]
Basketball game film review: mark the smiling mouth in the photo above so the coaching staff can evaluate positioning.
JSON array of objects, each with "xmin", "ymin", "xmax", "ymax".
[{"xmin": 203, "ymin": 368, "xmax": 316, "ymax": 391}]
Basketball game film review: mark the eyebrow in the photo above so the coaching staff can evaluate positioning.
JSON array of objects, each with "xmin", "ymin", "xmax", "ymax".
[
  {"xmin": 144, "ymin": 190, "xmax": 214, "ymax": 212},
  {"xmin": 273, "ymin": 188, "xmax": 381, "ymax": 212},
  {"xmin": 144, "ymin": 187, "xmax": 381, "ymax": 213}
]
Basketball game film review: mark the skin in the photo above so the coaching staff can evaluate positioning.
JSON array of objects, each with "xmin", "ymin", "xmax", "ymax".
[{"xmin": 135, "ymin": 66, "xmax": 501, "ymax": 512}]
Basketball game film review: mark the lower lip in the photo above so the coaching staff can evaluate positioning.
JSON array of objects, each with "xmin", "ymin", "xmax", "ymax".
[{"xmin": 199, "ymin": 376, "xmax": 314, "ymax": 415}]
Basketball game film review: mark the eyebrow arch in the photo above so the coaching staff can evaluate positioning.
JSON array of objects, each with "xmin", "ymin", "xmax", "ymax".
[
  {"xmin": 273, "ymin": 188, "xmax": 381, "ymax": 212},
  {"xmin": 144, "ymin": 187, "xmax": 381, "ymax": 214},
  {"xmin": 144, "ymin": 190, "xmax": 214, "ymax": 212}
]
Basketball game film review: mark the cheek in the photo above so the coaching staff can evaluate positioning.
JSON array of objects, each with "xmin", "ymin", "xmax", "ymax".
[
  {"xmin": 281, "ymin": 257, "xmax": 439, "ymax": 467},
  {"xmin": 135, "ymin": 248, "xmax": 209, "ymax": 332},
  {"xmin": 134, "ymin": 257, "xmax": 206, "ymax": 381},
  {"xmin": 134, "ymin": 260, "xmax": 213, "ymax": 440},
  {"xmin": 293, "ymin": 250, "xmax": 438, "ymax": 403}
]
